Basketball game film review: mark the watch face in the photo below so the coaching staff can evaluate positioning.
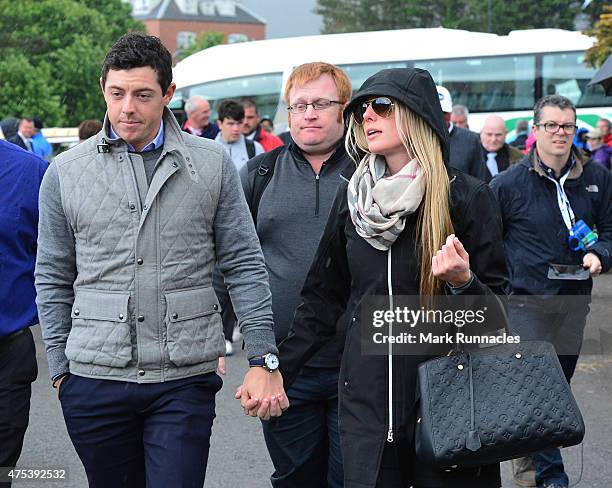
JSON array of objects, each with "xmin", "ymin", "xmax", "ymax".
[{"xmin": 264, "ymin": 354, "xmax": 279, "ymax": 371}]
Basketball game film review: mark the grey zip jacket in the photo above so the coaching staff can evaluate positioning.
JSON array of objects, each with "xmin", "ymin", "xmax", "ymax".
[{"xmin": 35, "ymin": 108, "xmax": 277, "ymax": 383}]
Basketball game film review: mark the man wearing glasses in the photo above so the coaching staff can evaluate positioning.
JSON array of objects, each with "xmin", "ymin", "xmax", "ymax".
[
  {"xmin": 490, "ymin": 95, "xmax": 612, "ymax": 488},
  {"xmin": 218, "ymin": 62, "xmax": 351, "ymax": 487}
]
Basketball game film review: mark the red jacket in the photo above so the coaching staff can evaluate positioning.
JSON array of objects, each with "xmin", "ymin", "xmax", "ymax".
[{"xmin": 254, "ymin": 125, "xmax": 283, "ymax": 152}]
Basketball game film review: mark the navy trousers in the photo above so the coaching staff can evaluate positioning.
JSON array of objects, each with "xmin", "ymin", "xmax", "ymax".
[
  {"xmin": 59, "ymin": 372, "xmax": 222, "ymax": 488},
  {"xmin": 261, "ymin": 367, "xmax": 343, "ymax": 488},
  {"xmin": 508, "ymin": 297, "xmax": 590, "ymax": 488}
]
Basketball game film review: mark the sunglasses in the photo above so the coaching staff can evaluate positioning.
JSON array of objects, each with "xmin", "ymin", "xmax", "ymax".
[{"xmin": 354, "ymin": 97, "xmax": 395, "ymax": 124}]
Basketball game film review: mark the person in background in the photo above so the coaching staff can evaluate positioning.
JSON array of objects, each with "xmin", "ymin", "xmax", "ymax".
[
  {"xmin": 490, "ymin": 95, "xmax": 612, "ymax": 488},
  {"xmin": 450, "ymin": 104, "xmax": 470, "ymax": 129},
  {"xmin": 78, "ymin": 119, "xmax": 103, "ymax": 143},
  {"xmin": 0, "ymin": 140, "xmax": 48, "ymax": 487},
  {"xmin": 0, "ymin": 118, "xmax": 19, "ymax": 141},
  {"xmin": 586, "ymin": 129, "xmax": 612, "ymax": 170},
  {"xmin": 8, "ymin": 118, "xmax": 35, "ymax": 152},
  {"xmin": 227, "ymin": 61, "xmax": 353, "ymax": 488},
  {"xmin": 241, "ymin": 98, "xmax": 283, "ymax": 151},
  {"xmin": 436, "ymin": 86, "xmax": 485, "ymax": 180},
  {"xmin": 215, "ymin": 100, "xmax": 264, "ymax": 170},
  {"xmin": 182, "ymin": 95, "xmax": 219, "ymax": 140},
  {"xmin": 260, "ymin": 117, "xmax": 274, "ymax": 133},
  {"xmin": 596, "ymin": 118, "xmax": 612, "ymax": 147},
  {"xmin": 480, "ymin": 115, "xmax": 523, "ymax": 181},
  {"xmin": 31, "ymin": 118, "xmax": 52, "ymax": 161},
  {"xmin": 509, "ymin": 119, "xmax": 529, "ymax": 152}
]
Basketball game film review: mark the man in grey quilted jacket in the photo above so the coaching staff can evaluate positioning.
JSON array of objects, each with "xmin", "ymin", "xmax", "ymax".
[{"xmin": 35, "ymin": 32, "xmax": 287, "ymax": 487}]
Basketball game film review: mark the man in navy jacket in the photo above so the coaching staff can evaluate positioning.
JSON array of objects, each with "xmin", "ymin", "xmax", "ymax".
[
  {"xmin": 0, "ymin": 140, "xmax": 48, "ymax": 484},
  {"xmin": 490, "ymin": 95, "xmax": 612, "ymax": 488}
]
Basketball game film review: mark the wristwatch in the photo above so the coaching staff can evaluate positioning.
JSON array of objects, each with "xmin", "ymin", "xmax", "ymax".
[{"xmin": 249, "ymin": 353, "xmax": 280, "ymax": 372}]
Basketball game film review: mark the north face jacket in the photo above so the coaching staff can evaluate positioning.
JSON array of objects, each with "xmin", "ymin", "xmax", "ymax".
[{"xmin": 490, "ymin": 147, "xmax": 612, "ymax": 296}]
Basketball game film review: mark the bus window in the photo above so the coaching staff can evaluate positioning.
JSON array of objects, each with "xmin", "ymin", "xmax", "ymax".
[
  {"xmin": 185, "ymin": 72, "xmax": 283, "ymax": 122},
  {"xmin": 169, "ymin": 90, "xmax": 186, "ymax": 126},
  {"xmin": 415, "ymin": 55, "xmax": 535, "ymax": 112},
  {"xmin": 339, "ymin": 62, "xmax": 408, "ymax": 91},
  {"xmin": 542, "ymin": 52, "xmax": 607, "ymax": 108}
]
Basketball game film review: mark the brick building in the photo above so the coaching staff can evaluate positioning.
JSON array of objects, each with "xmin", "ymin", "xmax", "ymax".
[{"xmin": 128, "ymin": 0, "xmax": 266, "ymax": 56}]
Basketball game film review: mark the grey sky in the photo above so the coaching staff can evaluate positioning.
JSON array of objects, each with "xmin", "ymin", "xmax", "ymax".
[{"xmin": 240, "ymin": 0, "xmax": 323, "ymax": 39}]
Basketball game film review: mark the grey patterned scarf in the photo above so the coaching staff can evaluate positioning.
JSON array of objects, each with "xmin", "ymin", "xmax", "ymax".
[{"xmin": 347, "ymin": 155, "xmax": 424, "ymax": 250}]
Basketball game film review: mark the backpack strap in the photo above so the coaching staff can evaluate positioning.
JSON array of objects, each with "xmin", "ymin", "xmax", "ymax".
[
  {"xmin": 246, "ymin": 145, "xmax": 285, "ymax": 224},
  {"xmin": 245, "ymin": 138, "xmax": 256, "ymax": 159}
]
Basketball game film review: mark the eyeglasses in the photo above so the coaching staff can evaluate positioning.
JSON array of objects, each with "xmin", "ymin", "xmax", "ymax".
[
  {"xmin": 354, "ymin": 97, "xmax": 395, "ymax": 124},
  {"xmin": 287, "ymin": 99, "xmax": 342, "ymax": 114},
  {"xmin": 535, "ymin": 122, "xmax": 578, "ymax": 135}
]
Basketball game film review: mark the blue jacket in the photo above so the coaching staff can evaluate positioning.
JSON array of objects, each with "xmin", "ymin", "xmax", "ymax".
[
  {"xmin": 31, "ymin": 131, "xmax": 53, "ymax": 160},
  {"xmin": 0, "ymin": 140, "xmax": 48, "ymax": 337},
  {"xmin": 490, "ymin": 148, "xmax": 612, "ymax": 296}
]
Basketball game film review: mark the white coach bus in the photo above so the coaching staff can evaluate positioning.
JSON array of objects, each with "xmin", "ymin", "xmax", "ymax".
[{"xmin": 171, "ymin": 27, "xmax": 610, "ymax": 133}]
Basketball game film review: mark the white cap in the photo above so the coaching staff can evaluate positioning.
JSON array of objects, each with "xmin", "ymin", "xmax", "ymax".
[{"xmin": 436, "ymin": 85, "xmax": 453, "ymax": 113}]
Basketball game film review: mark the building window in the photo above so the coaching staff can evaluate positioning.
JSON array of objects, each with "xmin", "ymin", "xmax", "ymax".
[
  {"xmin": 177, "ymin": 31, "xmax": 197, "ymax": 49},
  {"xmin": 200, "ymin": 1, "xmax": 215, "ymax": 15},
  {"xmin": 176, "ymin": 0, "xmax": 198, "ymax": 15},
  {"xmin": 227, "ymin": 33, "xmax": 249, "ymax": 43},
  {"xmin": 215, "ymin": 0, "xmax": 236, "ymax": 16},
  {"xmin": 132, "ymin": 0, "xmax": 150, "ymax": 15}
]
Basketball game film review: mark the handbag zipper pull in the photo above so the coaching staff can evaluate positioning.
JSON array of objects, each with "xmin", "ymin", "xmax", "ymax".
[{"xmin": 387, "ymin": 429, "xmax": 394, "ymax": 442}]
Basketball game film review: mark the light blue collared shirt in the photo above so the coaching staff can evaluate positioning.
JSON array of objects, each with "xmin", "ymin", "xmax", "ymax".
[{"xmin": 109, "ymin": 119, "xmax": 165, "ymax": 153}]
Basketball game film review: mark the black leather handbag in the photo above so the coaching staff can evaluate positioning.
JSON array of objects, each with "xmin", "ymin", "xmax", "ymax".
[{"xmin": 415, "ymin": 341, "xmax": 585, "ymax": 469}]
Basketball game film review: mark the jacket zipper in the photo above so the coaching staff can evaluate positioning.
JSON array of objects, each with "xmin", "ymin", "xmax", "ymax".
[
  {"xmin": 314, "ymin": 162, "xmax": 327, "ymax": 217},
  {"xmin": 387, "ymin": 247, "xmax": 394, "ymax": 443},
  {"xmin": 315, "ymin": 174, "xmax": 320, "ymax": 216}
]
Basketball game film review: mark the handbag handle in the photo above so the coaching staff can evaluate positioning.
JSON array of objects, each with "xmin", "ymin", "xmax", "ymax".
[
  {"xmin": 465, "ymin": 353, "xmax": 482, "ymax": 451},
  {"xmin": 446, "ymin": 292, "xmax": 511, "ymax": 356}
]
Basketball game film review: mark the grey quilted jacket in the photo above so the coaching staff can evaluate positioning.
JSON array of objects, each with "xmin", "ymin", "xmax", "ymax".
[{"xmin": 35, "ymin": 108, "xmax": 277, "ymax": 383}]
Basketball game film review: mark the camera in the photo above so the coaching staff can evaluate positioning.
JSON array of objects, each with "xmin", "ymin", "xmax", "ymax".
[{"xmin": 568, "ymin": 219, "xmax": 598, "ymax": 251}]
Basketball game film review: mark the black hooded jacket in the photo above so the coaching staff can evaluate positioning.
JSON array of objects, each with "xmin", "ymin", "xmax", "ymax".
[{"xmin": 278, "ymin": 68, "xmax": 508, "ymax": 488}]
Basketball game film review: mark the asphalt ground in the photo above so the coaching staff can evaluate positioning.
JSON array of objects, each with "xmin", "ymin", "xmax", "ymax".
[{"xmin": 14, "ymin": 275, "xmax": 612, "ymax": 487}]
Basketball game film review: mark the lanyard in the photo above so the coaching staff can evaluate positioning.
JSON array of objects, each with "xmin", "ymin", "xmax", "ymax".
[{"xmin": 543, "ymin": 170, "xmax": 575, "ymax": 232}]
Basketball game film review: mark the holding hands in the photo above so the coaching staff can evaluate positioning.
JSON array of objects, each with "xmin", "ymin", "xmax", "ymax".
[
  {"xmin": 235, "ymin": 368, "xmax": 289, "ymax": 421},
  {"xmin": 432, "ymin": 234, "xmax": 472, "ymax": 288}
]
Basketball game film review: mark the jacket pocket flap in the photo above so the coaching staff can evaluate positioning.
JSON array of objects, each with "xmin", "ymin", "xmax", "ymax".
[
  {"xmin": 165, "ymin": 286, "xmax": 220, "ymax": 322},
  {"xmin": 71, "ymin": 290, "xmax": 130, "ymax": 322}
]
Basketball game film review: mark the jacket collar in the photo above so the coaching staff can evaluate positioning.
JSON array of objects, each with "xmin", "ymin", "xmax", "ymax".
[
  {"xmin": 289, "ymin": 137, "xmax": 347, "ymax": 167},
  {"xmin": 521, "ymin": 145, "xmax": 586, "ymax": 180},
  {"xmin": 98, "ymin": 107, "xmax": 186, "ymax": 156}
]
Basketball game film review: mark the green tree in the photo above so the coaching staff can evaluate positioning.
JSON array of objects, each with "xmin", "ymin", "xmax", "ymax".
[
  {"xmin": 316, "ymin": 0, "xmax": 581, "ymax": 35},
  {"xmin": 460, "ymin": 0, "xmax": 579, "ymax": 35},
  {"xmin": 585, "ymin": 5, "xmax": 612, "ymax": 68},
  {"xmin": 0, "ymin": 53, "xmax": 65, "ymax": 125},
  {"xmin": 0, "ymin": 0, "xmax": 144, "ymax": 126},
  {"xmin": 175, "ymin": 32, "xmax": 226, "ymax": 62},
  {"xmin": 582, "ymin": 0, "xmax": 609, "ymax": 28}
]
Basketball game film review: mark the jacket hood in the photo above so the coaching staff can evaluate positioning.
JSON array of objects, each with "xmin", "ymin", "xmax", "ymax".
[{"xmin": 344, "ymin": 68, "xmax": 449, "ymax": 164}]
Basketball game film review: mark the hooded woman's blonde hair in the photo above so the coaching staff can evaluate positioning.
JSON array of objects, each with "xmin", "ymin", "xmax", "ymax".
[{"xmin": 345, "ymin": 100, "xmax": 454, "ymax": 299}]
